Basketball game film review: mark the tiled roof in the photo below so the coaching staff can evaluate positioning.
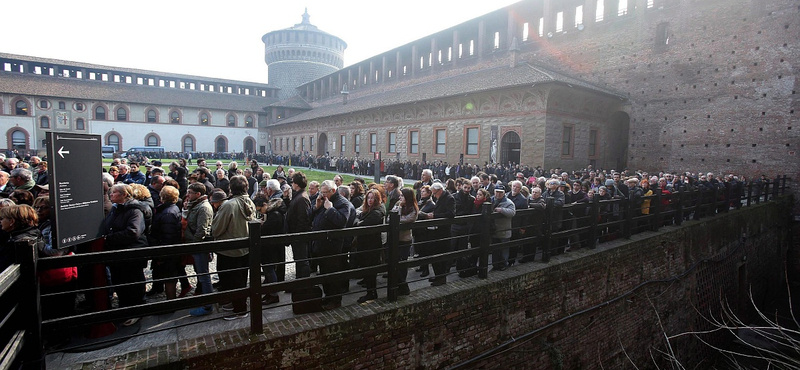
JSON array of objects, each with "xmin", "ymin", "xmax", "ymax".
[
  {"xmin": 0, "ymin": 72, "xmax": 279, "ymax": 112},
  {"xmin": 266, "ymin": 95, "xmax": 312, "ymax": 109},
  {"xmin": 274, "ymin": 62, "xmax": 626, "ymax": 125}
]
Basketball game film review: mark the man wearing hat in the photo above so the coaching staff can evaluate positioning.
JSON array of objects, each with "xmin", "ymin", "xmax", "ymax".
[{"xmin": 490, "ymin": 184, "xmax": 516, "ymax": 271}]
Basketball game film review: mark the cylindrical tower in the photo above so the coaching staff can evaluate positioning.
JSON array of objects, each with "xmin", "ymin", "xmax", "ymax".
[{"xmin": 262, "ymin": 9, "xmax": 347, "ymax": 100}]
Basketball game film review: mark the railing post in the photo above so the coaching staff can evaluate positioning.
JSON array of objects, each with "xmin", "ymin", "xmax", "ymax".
[
  {"xmin": 746, "ymin": 181, "xmax": 753, "ymax": 207},
  {"xmin": 478, "ymin": 203, "xmax": 492, "ymax": 279},
  {"xmin": 247, "ymin": 220, "xmax": 263, "ymax": 335},
  {"xmin": 674, "ymin": 189, "xmax": 684, "ymax": 226},
  {"xmin": 15, "ymin": 241, "xmax": 43, "ymax": 370},
  {"xmin": 773, "ymin": 175, "xmax": 781, "ymax": 198},
  {"xmin": 587, "ymin": 194, "xmax": 599, "ymax": 249},
  {"xmin": 542, "ymin": 198, "xmax": 554, "ymax": 263},
  {"xmin": 386, "ymin": 211, "xmax": 400, "ymax": 302},
  {"xmin": 653, "ymin": 188, "xmax": 663, "ymax": 231},
  {"xmin": 723, "ymin": 182, "xmax": 731, "ymax": 213},
  {"xmin": 623, "ymin": 194, "xmax": 634, "ymax": 239}
]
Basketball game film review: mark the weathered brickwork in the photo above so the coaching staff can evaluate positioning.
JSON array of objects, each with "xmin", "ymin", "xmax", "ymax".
[{"xmin": 69, "ymin": 198, "xmax": 792, "ymax": 369}]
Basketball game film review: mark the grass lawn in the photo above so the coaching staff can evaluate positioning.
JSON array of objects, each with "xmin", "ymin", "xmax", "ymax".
[{"xmin": 102, "ymin": 158, "xmax": 361, "ymax": 186}]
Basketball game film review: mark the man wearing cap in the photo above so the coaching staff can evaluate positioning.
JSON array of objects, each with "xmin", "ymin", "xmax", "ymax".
[{"xmin": 490, "ymin": 184, "xmax": 516, "ymax": 271}]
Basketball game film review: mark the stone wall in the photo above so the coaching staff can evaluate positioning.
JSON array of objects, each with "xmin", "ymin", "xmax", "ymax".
[{"xmin": 72, "ymin": 197, "xmax": 793, "ymax": 370}]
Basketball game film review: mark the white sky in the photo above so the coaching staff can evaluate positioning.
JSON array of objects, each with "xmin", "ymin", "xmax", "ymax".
[{"xmin": 2, "ymin": 0, "xmax": 519, "ymax": 84}]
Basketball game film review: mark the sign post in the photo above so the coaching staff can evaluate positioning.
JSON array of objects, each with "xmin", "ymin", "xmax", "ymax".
[{"xmin": 46, "ymin": 132, "xmax": 105, "ymax": 250}]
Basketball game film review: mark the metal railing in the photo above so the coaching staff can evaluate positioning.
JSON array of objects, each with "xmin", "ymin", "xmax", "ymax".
[{"xmin": 1, "ymin": 175, "xmax": 791, "ymax": 369}]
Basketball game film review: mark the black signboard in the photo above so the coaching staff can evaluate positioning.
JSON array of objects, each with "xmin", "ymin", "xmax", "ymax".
[{"xmin": 46, "ymin": 132, "xmax": 105, "ymax": 249}]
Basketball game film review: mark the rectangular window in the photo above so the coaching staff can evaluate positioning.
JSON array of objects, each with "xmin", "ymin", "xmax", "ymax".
[
  {"xmin": 466, "ymin": 127, "xmax": 479, "ymax": 155},
  {"xmin": 575, "ymin": 5, "xmax": 583, "ymax": 27},
  {"xmin": 561, "ymin": 125, "xmax": 574, "ymax": 157},
  {"xmin": 388, "ymin": 132, "xmax": 396, "ymax": 153},
  {"xmin": 354, "ymin": 134, "xmax": 361, "ymax": 153},
  {"xmin": 656, "ymin": 22, "xmax": 670, "ymax": 46},
  {"xmin": 435, "ymin": 129, "xmax": 446, "ymax": 155},
  {"xmin": 647, "ymin": 0, "xmax": 654, "ymax": 8},
  {"xmin": 409, "ymin": 130, "xmax": 419, "ymax": 154},
  {"xmin": 340, "ymin": 135, "xmax": 346, "ymax": 152},
  {"xmin": 370, "ymin": 133, "xmax": 377, "ymax": 153},
  {"xmin": 310, "ymin": 136, "xmax": 314, "ymax": 152},
  {"xmin": 58, "ymin": 101, "xmax": 65, "ymax": 109},
  {"xmin": 618, "ymin": 0, "xmax": 628, "ymax": 16},
  {"xmin": 556, "ymin": 12, "xmax": 564, "ymax": 33},
  {"xmin": 596, "ymin": 0, "xmax": 605, "ymax": 22},
  {"xmin": 538, "ymin": 17, "xmax": 544, "ymax": 37},
  {"xmin": 493, "ymin": 32, "xmax": 500, "ymax": 49},
  {"xmin": 522, "ymin": 22, "xmax": 529, "ymax": 41},
  {"xmin": 589, "ymin": 129, "xmax": 598, "ymax": 157}
]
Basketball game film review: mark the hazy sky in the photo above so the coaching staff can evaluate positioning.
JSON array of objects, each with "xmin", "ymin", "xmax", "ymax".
[{"xmin": 3, "ymin": 0, "xmax": 518, "ymax": 84}]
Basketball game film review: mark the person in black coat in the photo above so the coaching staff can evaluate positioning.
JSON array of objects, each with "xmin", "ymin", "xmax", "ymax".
[
  {"xmin": 103, "ymin": 183, "xmax": 149, "ymax": 326},
  {"xmin": 451, "ymin": 181, "xmax": 475, "ymax": 274},
  {"xmin": 253, "ymin": 180, "xmax": 287, "ymax": 305},
  {"xmin": 420, "ymin": 182, "xmax": 454, "ymax": 286},
  {"xmin": 354, "ymin": 189, "xmax": 386, "ymax": 303},
  {"xmin": 147, "ymin": 186, "xmax": 183, "ymax": 300}
]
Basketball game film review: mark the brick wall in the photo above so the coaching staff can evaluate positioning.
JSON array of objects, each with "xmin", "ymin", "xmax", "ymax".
[{"xmin": 69, "ymin": 197, "xmax": 792, "ymax": 369}]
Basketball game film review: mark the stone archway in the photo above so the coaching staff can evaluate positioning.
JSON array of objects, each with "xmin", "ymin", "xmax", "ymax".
[
  {"xmin": 500, "ymin": 131, "xmax": 521, "ymax": 165},
  {"xmin": 318, "ymin": 133, "xmax": 328, "ymax": 156},
  {"xmin": 243, "ymin": 137, "xmax": 255, "ymax": 154}
]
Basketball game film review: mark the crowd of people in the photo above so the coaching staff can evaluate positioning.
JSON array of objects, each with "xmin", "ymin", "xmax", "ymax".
[{"xmin": 0, "ymin": 149, "xmax": 775, "ymax": 331}]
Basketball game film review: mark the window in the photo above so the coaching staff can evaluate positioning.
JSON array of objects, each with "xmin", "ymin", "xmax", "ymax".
[
  {"xmin": 146, "ymin": 135, "xmax": 159, "ymax": 146},
  {"xmin": 656, "ymin": 22, "xmax": 670, "ymax": 46},
  {"xmin": 340, "ymin": 134, "xmax": 346, "ymax": 152},
  {"xmin": 11, "ymin": 130, "xmax": 26, "ymax": 150},
  {"xmin": 647, "ymin": 0, "xmax": 654, "ymax": 8},
  {"xmin": 575, "ymin": 5, "xmax": 584, "ymax": 27},
  {"xmin": 301, "ymin": 137, "xmax": 305, "ymax": 151},
  {"xmin": 106, "ymin": 134, "xmax": 119, "ymax": 151},
  {"xmin": 522, "ymin": 23, "xmax": 529, "ymax": 41},
  {"xmin": 310, "ymin": 136, "xmax": 314, "ymax": 152},
  {"xmin": 216, "ymin": 137, "xmax": 227, "ymax": 152},
  {"xmin": 58, "ymin": 101, "xmax": 65, "ymax": 109},
  {"xmin": 245, "ymin": 116, "xmax": 254, "ymax": 127},
  {"xmin": 556, "ymin": 12, "xmax": 564, "ymax": 33},
  {"xmin": 39, "ymin": 100, "xmax": 50, "ymax": 109},
  {"xmin": 409, "ymin": 130, "xmax": 419, "ymax": 154},
  {"xmin": 539, "ymin": 17, "xmax": 544, "ymax": 37},
  {"xmin": 116, "ymin": 107, "xmax": 127, "ymax": 121},
  {"xmin": 200, "ymin": 113, "xmax": 209, "ymax": 125},
  {"xmin": 596, "ymin": 0, "xmax": 605, "ymax": 22},
  {"xmin": 388, "ymin": 132, "xmax": 396, "ymax": 153},
  {"xmin": 40, "ymin": 116, "xmax": 50, "ymax": 128},
  {"xmin": 15, "ymin": 101, "xmax": 28, "ymax": 115},
  {"xmin": 435, "ymin": 129, "xmax": 446, "ymax": 154},
  {"xmin": 227, "ymin": 114, "xmax": 236, "ymax": 127},
  {"xmin": 95, "ymin": 106, "xmax": 106, "ymax": 120},
  {"xmin": 74, "ymin": 102, "xmax": 84, "ymax": 111},
  {"xmin": 561, "ymin": 125, "xmax": 573, "ymax": 157},
  {"xmin": 76, "ymin": 118, "xmax": 85, "ymax": 130},
  {"xmin": 183, "ymin": 137, "xmax": 194, "ymax": 152},
  {"xmin": 370, "ymin": 133, "xmax": 377, "ymax": 153},
  {"xmin": 589, "ymin": 129, "xmax": 598, "ymax": 157},
  {"xmin": 618, "ymin": 0, "xmax": 628, "ymax": 16},
  {"xmin": 147, "ymin": 109, "xmax": 157, "ymax": 123},
  {"xmin": 466, "ymin": 127, "xmax": 479, "ymax": 155},
  {"xmin": 354, "ymin": 134, "xmax": 360, "ymax": 153},
  {"xmin": 170, "ymin": 111, "xmax": 181, "ymax": 124}
]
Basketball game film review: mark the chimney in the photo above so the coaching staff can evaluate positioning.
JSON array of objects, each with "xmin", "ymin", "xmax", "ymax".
[{"xmin": 509, "ymin": 37, "xmax": 520, "ymax": 68}]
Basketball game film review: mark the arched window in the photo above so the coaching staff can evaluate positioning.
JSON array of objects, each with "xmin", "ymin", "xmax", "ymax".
[
  {"xmin": 200, "ymin": 113, "xmax": 209, "ymax": 125},
  {"xmin": 183, "ymin": 136, "xmax": 194, "ymax": 152},
  {"xmin": 40, "ymin": 116, "xmax": 50, "ymax": 128},
  {"xmin": 15, "ymin": 101, "xmax": 28, "ymax": 115},
  {"xmin": 116, "ymin": 107, "xmax": 127, "ymax": 121},
  {"xmin": 226, "ymin": 114, "xmax": 236, "ymax": 127},
  {"xmin": 245, "ymin": 116, "xmax": 254, "ymax": 128},
  {"xmin": 76, "ymin": 118, "xmax": 85, "ymax": 130},
  {"xmin": 146, "ymin": 134, "xmax": 159, "ymax": 146},
  {"xmin": 147, "ymin": 109, "xmax": 157, "ymax": 123},
  {"xmin": 95, "ymin": 106, "xmax": 106, "ymax": 120},
  {"xmin": 107, "ymin": 134, "xmax": 120, "ymax": 151},
  {"xmin": 216, "ymin": 137, "xmax": 227, "ymax": 152},
  {"xmin": 170, "ymin": 111, "xmax": 181, "ymax": 124},
  {"xmin": 39, "ymin": 100, "xmax": 50, "ymax": 109},
  {"xmin": 11, "ymin": 130, "xmax": 27, "ymax": 150}
]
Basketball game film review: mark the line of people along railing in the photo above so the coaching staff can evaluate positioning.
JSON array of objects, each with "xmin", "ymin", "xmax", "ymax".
[{"xmin": 1, "ymin": 175, "xmax": 791, "ymax": 368}]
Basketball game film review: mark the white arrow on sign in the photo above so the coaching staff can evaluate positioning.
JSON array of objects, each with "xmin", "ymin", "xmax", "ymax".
[{"xmin": 58, "ymin": 146, "xmax": 70, "ymax": 158}]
